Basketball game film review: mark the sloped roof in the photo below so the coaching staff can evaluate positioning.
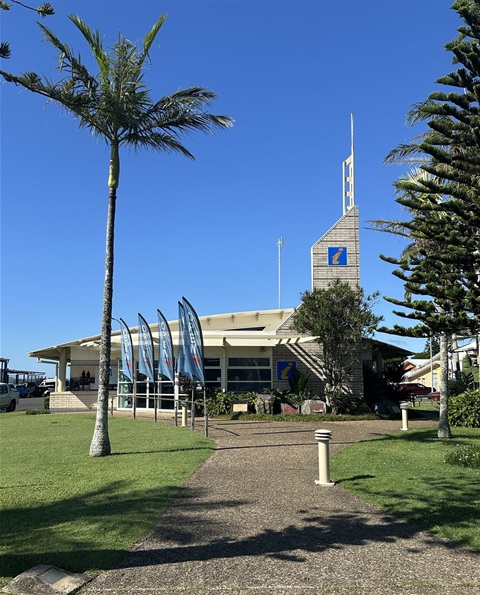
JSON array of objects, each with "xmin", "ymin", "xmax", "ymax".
[{"xmin": 27, "ymin": 308, "xmax": 311, "ymax": 361}]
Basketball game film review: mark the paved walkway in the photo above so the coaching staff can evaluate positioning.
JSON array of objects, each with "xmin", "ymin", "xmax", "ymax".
[{"xmin": 80, "ymin": 417, "xmax": 480, "ymax": 594}]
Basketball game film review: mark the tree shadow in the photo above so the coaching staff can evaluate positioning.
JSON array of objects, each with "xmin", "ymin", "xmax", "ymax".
[
  {"xmin": 0, "ymin": 481, "xmax": 247, "ymax": 580},
  {"xmin": 338, "ymin": 472, "xmax": 480, "ymax": 550},
  {"xmin": 115, "ymin": 499, "xmax": 475, "ymax": 571}
]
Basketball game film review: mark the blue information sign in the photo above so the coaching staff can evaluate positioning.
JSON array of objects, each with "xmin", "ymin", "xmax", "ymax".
[
  {"xmin": 277, "ymin": 361, "xmax": 296, "ymax": 381},
  {"xmin": 328, "ymin": 246, "xmax": 348, "ymax": 266}
]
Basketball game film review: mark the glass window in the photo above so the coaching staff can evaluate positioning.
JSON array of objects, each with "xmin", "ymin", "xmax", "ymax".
[
  {"xmin": 228, "ymin": 358, "xmax": 270, "ymax": 367},
  {"xmin": 204, "ymin": 358, "xmax": 220, "ymax": 367},
  {"xmin": 227, "ymin": 380, "xmax": 272, "ymax": 393},
  {"xmin": 227, "ymin": 369, "xmax": 271, "ymax": 381},
  {"xmin": 205, "ymin": 369, "xmax": 221, "ymax": 381},
  {"xmin": 157, "ymin": 379, "xmax": 175, "ymax": 410},
  {"xmin": 226, "ymin": 357, "xmax": 271, "ymax": 394}
]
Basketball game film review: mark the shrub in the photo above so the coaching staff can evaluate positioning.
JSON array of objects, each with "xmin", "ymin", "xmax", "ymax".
[
  {"xmin": 444, "ymin": 444, "xmax": 480, "ymax": 468},
  {"xmin": 448, "ymin": 389, "xmax": 480, "ymax": 428},
  {"xmin": 205, "ymin": 389, "xmax": 237, "ymax": 416},
  {"xmin": 325, "ymin": 387, "xmax": 359, "ymax": 414},
  {"xmin": 25, "ymin": 408, "xmax": 50, "ymax": 415},
  {"xmin": 43, "ymin": 395, "xmax": 50, "ymax": 410}
]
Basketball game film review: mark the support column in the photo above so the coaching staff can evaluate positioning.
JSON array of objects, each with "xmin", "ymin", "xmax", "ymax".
[{"xmin": 58, "ymin": 349, "xmax": 68, "ymax": 392}]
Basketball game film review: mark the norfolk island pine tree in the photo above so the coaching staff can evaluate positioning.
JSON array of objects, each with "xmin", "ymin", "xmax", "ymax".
[{"xmin": 372, "ymin": 0, "xmax": 480, "ymax": 437}]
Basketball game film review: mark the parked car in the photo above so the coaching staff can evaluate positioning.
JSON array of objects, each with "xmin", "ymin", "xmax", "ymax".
[
  {"xmin": 0, "ymin": 383, "xmax": 19, "ymax": 411},
  {"xmin": 8, "ymin": 384, "xmax": 19, "ymax": 398},
  {"xmin": 428, "ymin": 390, "xmax": 440, "ymax": 401},
  {"xmin": 15, "ymin": 384, "xmax": 29, "ymax": 398},
  {"xmin": 399, "ymin": 382, "xmax": 433, "ymax": 396},
  {"xmin": 25, "ymin": 381, "xmax": 40, "ymax": 396},
  {"xmin": 30, "ymin": 386, "xmax": 46, "ymax": 398},
  {"xmin": 38, "ymin": 379, "xmax": 56, "ymax": 396}
]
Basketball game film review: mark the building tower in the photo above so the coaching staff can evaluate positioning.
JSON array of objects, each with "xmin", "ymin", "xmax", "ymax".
[{"xmin": 310, "ymin": 115, "xmax": 360, "ymax": 291}]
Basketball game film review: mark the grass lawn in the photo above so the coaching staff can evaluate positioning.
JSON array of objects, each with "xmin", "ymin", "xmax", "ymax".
[
  {"xmin": 331, "ymin": 425, "xmax": 480, "ymax": 551},
  {"xmin": 0, "ymin": 412, "xmax": 214, "ymax": 586}
]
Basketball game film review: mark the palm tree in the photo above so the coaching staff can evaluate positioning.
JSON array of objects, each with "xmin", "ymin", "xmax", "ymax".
[{"xmin": 0, "ymin": 14, "xmax": 233, "ymax": 456}]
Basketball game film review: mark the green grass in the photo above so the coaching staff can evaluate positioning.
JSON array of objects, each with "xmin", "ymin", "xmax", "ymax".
[
  {"xmin": 331, "ymin": 426, "xmax": 480, "ymax": 550},
  {"xmin": 0, "ymin": 412, "xmax": 214, "ymax": 586}
]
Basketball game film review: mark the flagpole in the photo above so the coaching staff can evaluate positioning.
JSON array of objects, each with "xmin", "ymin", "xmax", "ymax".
[
  {"xmin": 190, "ymin": 386, "xmax": 195, "ymax": 431},
  {"xmin": 133, "ymin": 375, "xmax": 137, "ymax": 419},
  {"xmin": 203, "ymin": 384, "xmax": 208, "ymax": 437},
  {"xmin": 174, "ymin": 373, "xmax": 179, "ymax": 426},
  {"xmin": 154, "ymin": 378, "xmax": 157, "ymax": 423}
]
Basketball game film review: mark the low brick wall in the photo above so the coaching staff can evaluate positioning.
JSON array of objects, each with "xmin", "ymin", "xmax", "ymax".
[{"xmin": 49, "ymin": 391, "xmax": 117, "ymax": 413}]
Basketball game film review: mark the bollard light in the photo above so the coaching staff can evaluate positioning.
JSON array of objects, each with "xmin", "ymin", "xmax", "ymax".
[
  {"xmin": 400, "ymin": 401, "xmax": 410, "ymax": 431},
  {"xmin": 314, "ymin": 429, "xmax": 335, "ymax": 486}
]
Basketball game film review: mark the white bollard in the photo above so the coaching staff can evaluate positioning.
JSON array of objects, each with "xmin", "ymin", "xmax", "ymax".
[
  {"xmin": 181, "ymin": 403, "xmax": 188, "ymax": 427},
  {"xmin": 400, "ymin": 401, "xmax": 410, "ymax": 431},
  {"xmin": 314, "ymin": 429, "xmax": 335, "ymax": 486}
]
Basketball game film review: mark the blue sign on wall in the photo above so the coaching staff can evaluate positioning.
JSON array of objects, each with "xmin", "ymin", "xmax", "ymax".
[
  {"xmin": 328, "ymin": 246, "xmax": 348, "ymax": 266},
  {"xmin": 277, "ymin": 361, "xmax": 296, "ymax": 381}
]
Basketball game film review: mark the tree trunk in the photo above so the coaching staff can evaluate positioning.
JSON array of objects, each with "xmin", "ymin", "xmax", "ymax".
[
  {"xmin": 89, "ymin": 186, "xmax": 116, "ymax": 456},
  {"xmin": 438, "ymin": 332, "xmax": 451, "ymax": 439}
]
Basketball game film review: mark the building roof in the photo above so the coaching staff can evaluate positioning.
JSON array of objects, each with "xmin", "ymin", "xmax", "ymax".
[
  {"xmin": 28, "ymin": 308, "xmax": 312, "ymax": 362},
  {"xmin": 27, "ymin": 307, "xmax": 413, "ymax": 365}
]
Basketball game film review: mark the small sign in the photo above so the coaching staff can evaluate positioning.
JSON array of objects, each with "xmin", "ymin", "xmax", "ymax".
[
  {"xmin": 328, "ymin": 246, "xmax": 348, "ymax": 266},
  {"xmin": 277, "ymin": 361, "xmax": 296, "ymax": 381}
]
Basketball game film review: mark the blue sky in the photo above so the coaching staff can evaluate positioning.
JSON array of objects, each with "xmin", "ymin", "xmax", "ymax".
[{"xmin": 1, "ymin": 0, "xmax": 459, "ymax": 375}]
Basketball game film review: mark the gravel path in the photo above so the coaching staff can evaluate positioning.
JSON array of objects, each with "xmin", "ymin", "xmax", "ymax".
[{"xmin": 80, "ymin": 418, "xmax": 480, "ymax": 594}]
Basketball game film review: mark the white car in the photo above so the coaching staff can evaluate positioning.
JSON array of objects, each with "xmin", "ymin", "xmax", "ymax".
[
  {"xmin": 38, "ymin": 379, "xmax": 56, "ymax": 395},
  {"xmin": 0, "ymin": 383, "xmax": 20, "ymax": 412}
]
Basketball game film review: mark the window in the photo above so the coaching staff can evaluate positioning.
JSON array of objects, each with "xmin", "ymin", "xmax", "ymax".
[
  {"xmin": 227, "ymin": 357, "xmax": 271, "ymax": 393},
  {"xmin": 204, "ymin": 358, "xmax": 221, "ymax": 390}
]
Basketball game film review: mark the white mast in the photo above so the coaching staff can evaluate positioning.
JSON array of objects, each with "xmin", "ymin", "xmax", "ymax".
[
  {"xmin": 277, "ymin": 237, "xmax": 284, "ymax": 308},
  {"xmin": 342, "ymin": 113, "xmax": 355, "ymax": 215}
]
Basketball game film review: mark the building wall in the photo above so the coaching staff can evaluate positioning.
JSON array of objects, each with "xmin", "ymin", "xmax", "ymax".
[
  {"xmin": 272, "ymin": 342, "xmax": 325, "ymax": 395},
  {"xmin": 49, "ymin": 391, "xmax": 117, "ymax": 412},
  {"xmin": 310, "ymin": 204, "xmax": 363, "ymax": 398},
  {"xmin": 311, "ymin": 205, "xmax": 360, "ymax": 290}
]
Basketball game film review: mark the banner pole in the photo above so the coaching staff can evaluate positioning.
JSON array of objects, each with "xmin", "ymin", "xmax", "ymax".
[
  {"xmin": 174, "ymin": 373, "xmax": 179, "ymax": 426},
  {"xmin": 190, "ymin": 386, "xmax": 195, "ymax": 431},
  {"xmin": 204, "ymin": 384, "xmax": 208, "ymax": 437},
  {"xmin": 133, "ymin": 375, "xmax": 137, "ymax": 420},
  {"xmin": 146, "ymin": 380, "xmax": 150, "ymax": 421}
]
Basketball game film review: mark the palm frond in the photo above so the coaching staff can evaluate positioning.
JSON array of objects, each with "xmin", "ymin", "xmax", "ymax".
[
  {"xmin": 68, "ymin": 14, "xmax": 110, "ymax": 82},
  {"xmin": 141, "ymin": 14, "xmax": 166, "ymax": 63},
  {"xmin": 1, "ymin": 15, "xmax": 233, "ymax": 166}
]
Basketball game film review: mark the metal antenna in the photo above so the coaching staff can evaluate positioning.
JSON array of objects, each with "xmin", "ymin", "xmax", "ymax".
[{"xmin": 277, "ymin": 237, "xmax": 284, "ymax": 308}]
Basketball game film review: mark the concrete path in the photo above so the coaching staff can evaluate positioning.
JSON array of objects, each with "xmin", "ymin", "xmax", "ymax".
[{"xmin": 80, "ymin": 418, "xmax": 480, "ymax": 594}]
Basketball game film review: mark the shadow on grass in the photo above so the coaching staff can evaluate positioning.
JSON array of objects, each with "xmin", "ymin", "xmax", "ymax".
[
  {"xmin": 333, "ymin": 427, "xmax": 480, "ymax": 550},
  {"xmin": 0, "ymin": 481, "xmax": 246, "ymax": 580},
  {"xmin": 344, "ymin": 476, "xmax": 480, "ymax": 550},
  {"xmin": 111, "ymin": 446, "xmax": 213, "ymax": 456},
  {"xmin": 371, "ymin": 426, "xmax": 476, "ymax": 443},
  {"xmin": 3, "ymin": 454, "xmax": 478, "ymax": 584}
]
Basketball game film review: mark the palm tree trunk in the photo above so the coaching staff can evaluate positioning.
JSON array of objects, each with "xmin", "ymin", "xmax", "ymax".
[
  {"xmin": 89, "ymin": 186, "xmax": 116, "ymax": 456},
  {"xmin": 438, "ymin": 332, "xmax": 451, "ymax": 439}
]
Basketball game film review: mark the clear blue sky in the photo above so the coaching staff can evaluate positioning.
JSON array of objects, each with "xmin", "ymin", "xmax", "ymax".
[{"xmin": 1, "ymin": 0, "xmax": 459, "ymax": 376}]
